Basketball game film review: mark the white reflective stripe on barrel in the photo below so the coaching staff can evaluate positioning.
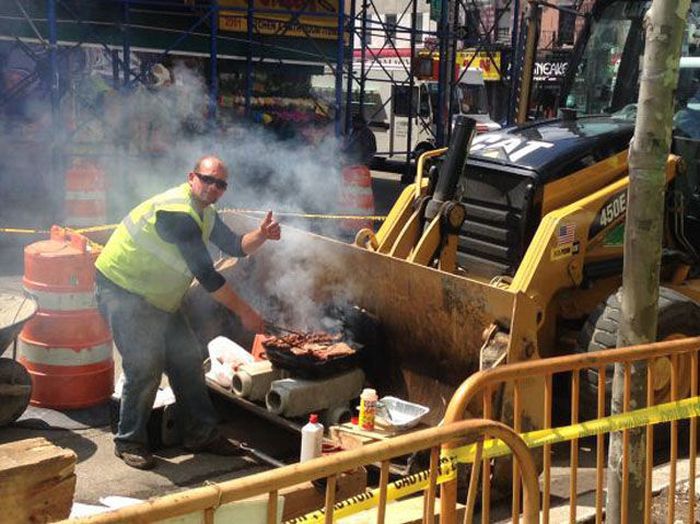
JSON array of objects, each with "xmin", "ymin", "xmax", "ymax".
[
  {"xmin": 24, "ymin": 287, "xmax": 96, "ymax": 310},
  {"xmin": 65, "ymin": 191, "xmax": 105, "ymax": 200},
  {"xmin": 341, "ymin": 186, "xmax": 373, "ymax": 196},
  {"xmin": 18, "ymin": 339, "xmax": 112, "ymax": 366}
]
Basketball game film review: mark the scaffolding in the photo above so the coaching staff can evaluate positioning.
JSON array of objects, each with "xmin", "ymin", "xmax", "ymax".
[
  {"xmin": 0, "ymin": 0, "xmax": 350, "ymax": 225},
  {"xmin": 344, "ymin": 0, "xmax": 518, "ymax": 176},
  {"xmin": 0, "ymin": 0, "xmax": 577, "ymax": 226}
]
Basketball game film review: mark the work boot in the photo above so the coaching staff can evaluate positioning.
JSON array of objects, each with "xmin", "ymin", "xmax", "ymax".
[
  {"xmin": 114, "ymin": 443, "xmax": 156, "ymax": 470},
  {"xmin": 185, "ymin": 435, "xmax": 246, "ymax": 457}
]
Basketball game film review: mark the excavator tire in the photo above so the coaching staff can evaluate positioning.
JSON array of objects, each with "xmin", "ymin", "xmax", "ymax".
[{"xmin": 576, "ymin": 287, "xmax": 700, "ymax": 420}]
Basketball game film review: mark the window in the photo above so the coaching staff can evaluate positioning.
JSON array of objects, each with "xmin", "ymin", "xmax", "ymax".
[
  {"xmin": 392, "ymin": 85, "xmax": 418, "ymax": 116},
  {"xmin": 495, "ymin": 7, "xmax": 511, "ymax": 42},
  {"xmin": 363, "ymin": 13, "xmax": 373, "ymax": 48},
  {"xmin": 419, "ymin": 84, "xmax": 430, "ymax": 117},
  {"xmin": 465, "ymin": 9, "xmax": 480, "ymax": 41},
  {"xmin": 385, "ymin": 14, "xmax": 397, "ymax": 45},
  {"xmin": 415, "ymin": 12, "xmax": 423, "ymax": 38},
  {"xmin": 558, "ymin": 6, "xmax": 576, "ymax": 46}
]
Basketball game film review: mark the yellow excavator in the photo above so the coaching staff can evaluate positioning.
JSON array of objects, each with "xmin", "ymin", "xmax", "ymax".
[{"xmin": 187, "ymin": 0, "xmax": 700, "ymax": 432}]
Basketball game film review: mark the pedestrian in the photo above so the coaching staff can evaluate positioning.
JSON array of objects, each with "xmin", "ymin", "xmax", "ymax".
[
  {"xmin": 95, "ymin": 155, "xmax": 281, "ymax": 470},
  {"xmin": 342, "ymin": 113, "xmax": 377, "ymax": 167}
]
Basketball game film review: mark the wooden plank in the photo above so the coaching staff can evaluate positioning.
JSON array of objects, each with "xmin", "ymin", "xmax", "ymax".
[
  {"xmin": 0, "ymin": 437, "xmax": 75, "ymax": 483},
  {"xmin": 0, "ymin": 437, "xmax": 77, "ymax": 523}
]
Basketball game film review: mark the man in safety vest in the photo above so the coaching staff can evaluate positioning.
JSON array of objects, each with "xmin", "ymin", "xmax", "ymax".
[{"xmin": 95, "ymin": 155, "xmax": 281, "ymax": 469}]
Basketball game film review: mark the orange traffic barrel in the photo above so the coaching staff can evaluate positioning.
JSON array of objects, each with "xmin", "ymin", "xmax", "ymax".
[
  {"xmin": 339, "ymin": 165, "xmax": 375, "ymax": 236},
  {"xmin": 18, "ymin": 226, "xmax": 113, "ymax": 409},
  {"xmin": 65, "ymin": 159, "xmax": 107, "ymax": 227}
]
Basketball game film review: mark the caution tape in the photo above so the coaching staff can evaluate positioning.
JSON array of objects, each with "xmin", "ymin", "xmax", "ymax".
[
  {"xmin": 0, "ymin": 225, "xmax": 111, "ymax": 251},
  {"xmin": 68, "ymin": 224, "xmax": 117, "ymax": 233},
  {"xmin": 286, "ymin": 458, "xmax": 458, "ymax": 524},
  {"xmin": 0, "ymin": 209, "xmax": 387, "ymax": 239},
  {"xmin": 0, "ymin": 227, "xmax": 50, "ymax": 234},
  {"xmin": 288, "ymin": 397, "xmax": 700, "ymax": 523},
  {"xmin": 0, "ymin": 224, "xmax": 117, "ymax": 235},
  {"xmin": 220, "ymin": 208, "xmax": 387, "ymax": 221},
  {"xmin": 449, "ymin": 395, "xmax": 700, "ymax": 464}
]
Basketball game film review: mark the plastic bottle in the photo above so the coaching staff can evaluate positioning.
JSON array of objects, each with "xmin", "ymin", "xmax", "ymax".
[
  {"xmin": 358, "ymin": 388, "xmax": 378, "ymax": 430},
  {"xmin": 300, "ymin": 413, "xmax": 324, "ymax": 462}
]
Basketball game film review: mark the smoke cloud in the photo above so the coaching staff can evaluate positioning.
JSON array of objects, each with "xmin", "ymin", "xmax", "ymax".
[
  {"xmin": 1, "ymin": 47, "xmax": 348, "ymax": 234},
  {"xmin": 1, "ymin": 46, "xmax": 368, "ymax": 337}
]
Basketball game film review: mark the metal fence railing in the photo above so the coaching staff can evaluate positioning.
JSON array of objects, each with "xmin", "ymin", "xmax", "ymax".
[
  {"xmin": 440, "ymin": 336, "xmax": 700, "ymax": 524},
  {"xmin": 64, "ymin": 418, "xmax": 539, "ymax": 524}
]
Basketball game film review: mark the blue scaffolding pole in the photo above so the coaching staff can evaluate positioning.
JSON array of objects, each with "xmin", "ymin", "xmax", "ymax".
[
  {"xmin": 210, "ymin": 0, "xmax": 219, "ymax": 123},
  {"xmin": 123, "ymin": 0, "xmax": 131, "ymax": 87},
  {"xmin": 246, "ymin": 0, "xmax": 254, "ymax": 118},
  {"xmin": 405, "ymin": 0, "xmax": 417, "ymax": 166},
  {"xmin": 507, "ymin": 0, "xmax": 521, "ymax": 125},
  {"xmin": 47, "ymin": 0, "xmax": 63, "ymax": 223},
  {"xmin": 435, "ymin": 0, "xmax": 450, "ymax": 147},
  {"xmin": 335, "ymin": 0, "xmax": 345, "ymax": 137},
  {"xmin": 344, "ymin": 0, "xmax": 357, "ymax": 133}
]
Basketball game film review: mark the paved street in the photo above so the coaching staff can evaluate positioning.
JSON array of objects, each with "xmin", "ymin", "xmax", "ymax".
[
  {"xmin": 3, "ymin": 171, "xmax": 695, "ymax": 520},
  {"xmin": 0, "ymin": 170, "xmax": 406, "ymax": 512}
]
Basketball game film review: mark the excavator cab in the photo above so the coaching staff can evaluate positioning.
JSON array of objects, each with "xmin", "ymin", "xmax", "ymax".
[{"xmin": 560, "ymin": 0, "xmax": 700, "ymax": 266}]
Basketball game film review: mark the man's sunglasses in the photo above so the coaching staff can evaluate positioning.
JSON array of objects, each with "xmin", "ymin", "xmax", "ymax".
[{"xmin": 194, "ymin": 172, "xmax": 228, "ymax": 190}]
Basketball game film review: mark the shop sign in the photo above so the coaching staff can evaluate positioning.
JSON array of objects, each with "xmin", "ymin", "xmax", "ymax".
[
  {"xmin": 455, "ymin": 50, "xmax": 502, "ymax": 81},
  {"xmin": 220, "ymin": 0, "xmax": 339, "ymax": 40},
  {"xmin": 534, "ymin": 58, "xmax": 570, "ymax": 82}
]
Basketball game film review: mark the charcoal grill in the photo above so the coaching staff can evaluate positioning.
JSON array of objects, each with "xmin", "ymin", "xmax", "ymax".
[
  {"xmin": 263, "ymin": 304, "xmax": 378, "ymax": 379},
  {"xmin": 262, "ymin": 343, "xmax": 362, "ymax": 380}
]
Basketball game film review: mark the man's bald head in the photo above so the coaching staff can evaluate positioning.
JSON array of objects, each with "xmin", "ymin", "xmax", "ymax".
[
  {"xmin": 193, "ymin": 155, "xmax": 228, "ymax": 178},
  {"xmin": 188, "ymin": 155, "xmax": 230, "ymax": 209}
]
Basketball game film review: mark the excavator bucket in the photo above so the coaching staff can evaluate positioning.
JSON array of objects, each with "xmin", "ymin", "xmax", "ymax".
[{"xmin": 184, "ymin": 213, "xmax": 528, "ymax": 424}]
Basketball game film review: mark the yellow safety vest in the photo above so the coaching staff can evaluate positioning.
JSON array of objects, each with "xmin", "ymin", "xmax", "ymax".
[{"xmin": 96, "ymin": 183, "xmax": 216, "ymax": 312}]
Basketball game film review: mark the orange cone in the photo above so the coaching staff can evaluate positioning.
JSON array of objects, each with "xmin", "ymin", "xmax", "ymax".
[
  {"xmin": 339, "ymin": 165, "xmax": 375, "ymax": 237},
  {"xmin": 19, "ymin": 226, "xmax": 113, "ymax": 409}
]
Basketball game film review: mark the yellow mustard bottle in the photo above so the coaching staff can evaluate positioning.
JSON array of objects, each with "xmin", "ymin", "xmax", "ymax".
[{"xmin": 358, "ymin": 388, "xmax": 378, "ymax": 430}]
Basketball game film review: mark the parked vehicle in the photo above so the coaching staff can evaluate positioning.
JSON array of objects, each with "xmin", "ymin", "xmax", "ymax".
[{"xmin": 371, "ymin": 68, "xmax": 500, "ymax": 160}]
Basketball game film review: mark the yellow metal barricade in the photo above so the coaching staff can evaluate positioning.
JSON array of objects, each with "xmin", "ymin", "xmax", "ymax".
[
  {"xmin": 440, "ymin": 336, "xmax": 700, "ymax": 524},
  {"xmin": 64, "ymin": 419, "xmax": 539, "ymax": 524}
]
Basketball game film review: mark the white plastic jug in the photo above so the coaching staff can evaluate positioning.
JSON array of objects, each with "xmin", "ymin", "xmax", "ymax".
[{"xmin": 300, "ymin": 413, "xmax": 324, "ymax": 462}]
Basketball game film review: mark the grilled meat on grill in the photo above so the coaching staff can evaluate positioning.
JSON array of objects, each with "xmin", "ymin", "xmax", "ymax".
[{"xmin": 263, "ymin": 331, "xmax": 354, "ymax": 361}]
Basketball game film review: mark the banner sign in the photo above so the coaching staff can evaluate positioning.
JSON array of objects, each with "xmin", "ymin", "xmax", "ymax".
[
  {"xmin": 533, "ymin": 60, "xmax": 569, "ymax": 82},
  {"xmin": 534, "ymin": 51, "xmax": 572, "ymax": 82},
  {"xmin": 456, "ymin": 50, "xmax": 502, "ymax": 81},
  {"xmin": 220, "ymin": 0, "xmax": 339, "ymax": 40}
]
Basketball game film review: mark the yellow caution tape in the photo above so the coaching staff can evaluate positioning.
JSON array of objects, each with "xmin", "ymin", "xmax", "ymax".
[
  {"xmin": 0, "ymin": 224, "xmax": 116, "ymax": 235},
  {"xmin": 70, "ymin": 224, "xmax": 118, "ymax": 233},
  {"xmin": 0, "ymin": 225, "xmax": 111, "ymax": 251},
  {"xmin": 448, "ymin": 395, "xmax": 700, "ymax": 464},
  {"xmin": 220, "ymin": 208, "xmax": 387, "ymax": 221},
  {"xmin": 0, "ymin": 227, "xmax": 50, "ymax": 234},
  {"xmin": 0, "ymin": 210, "xmax": 386, "ymax": 239},
  {"xmin": 286, "ymin": 458, "xmax": 458, "ymax": 524},
  {"xmin": 288, "ymin": 397, "xmax": 700, "ymax": 523}
]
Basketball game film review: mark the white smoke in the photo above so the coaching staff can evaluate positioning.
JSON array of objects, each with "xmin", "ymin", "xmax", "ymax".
[
  {"xmin": 1, "ymin": 47, "xmax": 364, "ymax": 327},
  {"xmin": 99, "ymin": 58, "xmax": 347, "ymax": 238}
]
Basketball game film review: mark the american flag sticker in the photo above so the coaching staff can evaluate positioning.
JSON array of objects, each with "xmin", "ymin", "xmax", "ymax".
[{"xmin": 557, "ymin": 223, "xmax": 576, "ymax": 245}]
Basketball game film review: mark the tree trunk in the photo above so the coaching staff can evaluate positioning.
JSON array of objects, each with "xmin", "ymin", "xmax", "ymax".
[{"xmin": 605, "ymin": 0, "xmax": 690, "ymax": 522}]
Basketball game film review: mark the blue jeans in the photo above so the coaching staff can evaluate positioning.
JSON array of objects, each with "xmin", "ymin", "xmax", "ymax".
[{"xmin": 96, "ymin": 272, "xmax": 219, "ymax": 449}]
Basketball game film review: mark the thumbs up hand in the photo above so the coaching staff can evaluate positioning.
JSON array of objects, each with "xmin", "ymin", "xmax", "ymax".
[{"xmin": 260, "ymin": 211, "xmax": 281, "ymax": 241}]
